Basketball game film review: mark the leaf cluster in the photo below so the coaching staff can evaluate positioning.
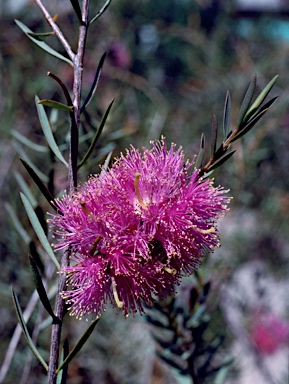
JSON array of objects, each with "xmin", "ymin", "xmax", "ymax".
[
  {"xmin": 146, "ymin": 281, "xmax": 232, "ymax": 384},
  {"xmin": 196, "ymin": 75, "xmax": 278, "ymax": 177}
]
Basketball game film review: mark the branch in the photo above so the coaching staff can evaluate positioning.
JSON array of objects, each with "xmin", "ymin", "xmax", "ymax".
[{"xmin": 33, "ymin": 0, "xmax": 75, "ymax": 62}]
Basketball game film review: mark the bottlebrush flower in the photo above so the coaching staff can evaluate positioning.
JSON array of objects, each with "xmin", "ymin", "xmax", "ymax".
[{"xmin": 50, "ymin": 139, "xmax": 230, "ymax": 318}]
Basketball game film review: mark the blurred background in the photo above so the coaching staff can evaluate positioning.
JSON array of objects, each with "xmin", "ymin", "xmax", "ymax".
[{"xmin": 0, "ymin": 0, "xmax": 289, "ymax": 383}]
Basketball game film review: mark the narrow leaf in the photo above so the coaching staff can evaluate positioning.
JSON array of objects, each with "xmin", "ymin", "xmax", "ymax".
[
  {"xmin": 89, "ymin": 0, "xmax": 112, "ymax": 25},
  {"xmin": 244, "ymin": 75, "xmax": 278, "ymax": 123},
  {"xmin": 195, "ymin": 133, "xmax": 205, "ymax": 169},
  {"xmin": 20, "ymin": 192, "xmax": 60, "ymax": 270},
  {"xmin": 223, "ymin": 91, "xmax": 231, "ymax": 139},
  {"xmin": 237, "ymin": 74, "xmax": 256, "ymax": 129},
  {"xmin": 11, "ymin": 287, "xmax": 48, "ymax": 371},
  {"xmin": 14, "ymin": 142, "xmax": 49, "ymax": 183},
  {"xmin": 244, "ymin": 96, "xmax": 278, "ymax": 123},
  {"xmin": 30, "ymin": 241, "xmax": 45, "ymax": 275},
  {"xmin": 27, "ymin": 31, "xmax": 55, "ymax": 39},
  {"xmin": 12, "ymin": 130, "xmax": 48, "ymax": 153},
  {"xmin": 207, "ymin": 150, "xmax": 236, "ymax": 172},
  {"xmin": 78, "ymin": 99, "xmax": 114, "ymax": 169},
  {"xmin": 69, "ymin": 0, "xmax": 82, "ymax": 23},
  {"xmin": 35, "ymin": 96, "xmax": 68, "ymax": 167},
  {"xmin": 38, "ymin": 99, "xmax": 73, "ymax": 112},
  {"xmin": 5, "ymin": 203, "xmax": 30, "ymax": 245},
  {"xmin": 29, "ymin": 254, "xmax": 60, "ymax": 323},
  {"xmin": 57, "ymin": 339, "xmax": 69, "ymax": 384},
  {"xmin": 15, "ymin": 20, "xmax": 73, "ymax": 66},
  {"xmin": 57, "ymin": 317, "xmax": 100, "ymax": 373},
  {"xmin": 157, "ymin": 353, "xmax": 183, "ymax": 371},
  {"xmin": 80, "ymin": 52, "xmax": 106, "ymax": 113},
  {"xmin": 20, "ymin": 158, "xmax": 61, "ymax": 214},
  {"xmin": 14, "ymin": 171, "xmax": 37, "ymax": 208},
  {"xmin": 47, "ymin": 72, "xmax": 73, "ymax": 107},
  {"xmin": 230, "ymin": 109, "xmax": 268, "ymax": 142},
  {"xmin": 210, "ymin": 114, "xmax": 218, "ymax": 159}
]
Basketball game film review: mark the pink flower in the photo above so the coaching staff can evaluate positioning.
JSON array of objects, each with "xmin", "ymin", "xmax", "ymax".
[
  {"xmin": 50, "ymin": 139, "xmax": 230, "ymax": 318},
  {"xmin": 251, "ymin": 313, "xmax": 289, "ymax": 355}
]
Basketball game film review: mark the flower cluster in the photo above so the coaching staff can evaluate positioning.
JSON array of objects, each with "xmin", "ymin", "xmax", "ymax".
[{"xmin": 50, "ymin": 139, "xmax": 230, "ymax": 318}]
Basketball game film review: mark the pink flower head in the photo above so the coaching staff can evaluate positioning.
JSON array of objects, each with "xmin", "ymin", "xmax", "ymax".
[
  {"xmin": 251, "ymin": 313, "xmax": 289, "ymax": 355},
  {"xmin": 50, "ymin": 139, "xmax": 230, "ymax": 318}
]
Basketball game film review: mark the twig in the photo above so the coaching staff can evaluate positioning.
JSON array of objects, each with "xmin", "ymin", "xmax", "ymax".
[
  {"xmin": 47, "ymin": 249, "xmax": 69, "ymax": 384},
  {"xmin": 47, "ymin": 1, "xmax": 90, "ymax": 381},
  {"xmin": 33, "ymin": 0, "xmax": 75, "ymax": 62},
  {"xmin": 69, "ymin": 0, "xmax": 90, "ymax": 191}
]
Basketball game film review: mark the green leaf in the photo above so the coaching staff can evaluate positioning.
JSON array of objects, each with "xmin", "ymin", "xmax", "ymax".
[
  {"xmin": 20, "ymin": 158, "xmax": 61, "ymax": 214},
  {"xmin": 13, "ymin": 142, "xmax": 49, "ymax": 183},
  {"xmin": 11, "ymin": 287, "xmax": 48, "ymax": 371},
  {"xmin": 223, "ymin": 91, "xmax": 231, "ymax": 140},
  {"xmin": 80, "ymin": 52, "xmax": 106, "ymax": 113},
  {"xmin": 12, "ymin": 130, "xmax": 48, "ymax": 153},
  {"xmin": 29, "ymin": 254, "xmax": 60, "ymax": 323},
  {"xmin": 244, "ymin": 96, "xmax": 278, "ymax": 124},
  {"xmin": 20, "ymin": 192, "xmax": 60, "ymax": 270},
  {"xmin": 230, "ymin": 108, "xmax": 268, "ymax": 143},
  {"xmin": 195, "ymin": 133, "xmax": 205, "ymax": 169},
  {"xmin": 89, "ymin": 0, "xmax": 112, "ymax": 24},
  {"xmin": 237, "ymin": 74, "xmax": 256, "ymax": 129},
  {"xmin": 30, "ymin": 241, "xmax": 45, "ymax": 275},
  {"xmin": 57, "ymin": 317, "xmax": 100, "ymax": 373},
  {"xmin": 35, "ymin": 96, "xmax": 68, "ymax": 167},
  {"xmin": 69, "ymin": 0, "xmax": 82, "ymax": 23},
  {"xmin": 15, "ymin": 20, "xmax": 73, "ymax": 66},
  {"xmin": 78, "ymin": 99, "xmax": 114, "ymax": 169},
  {"xmin": 244, "ymin": 75, "xmax": 278, "ymax": 123},
  {"xmin": 207, "ymin": 150, "xmax": 236, "ymax": 172},
  {"xmin": 37, "ymin": 99, "xmax": 73, "ymax": 112},
  {"xmin": 5, "ymin": 203, "xmax": 30, "ymax": 245},
  {"xmin": 57, "ymin": 339, "xmax": 69, "ymax": 384},
  {"xmin": 210, "ymin": 114, "xmax": 218, "ymax": 159},
  {"xmin": 27, "ymin": 31, "xmax": 55, "ymax": 39},
  {"xmin": 14, "ymin": 171, "xmax": 37, "ymax": 208}
]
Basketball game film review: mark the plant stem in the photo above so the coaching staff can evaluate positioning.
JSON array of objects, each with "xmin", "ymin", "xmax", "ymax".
[
  {"xmin": 47, "ymin": 1, "xmax": 90, "ymax": 383},
  {"xmin": 70, "ymin": 0, "xmax": 90, "ymax": 191},
  {"xmin": 34, "ymin": 0, "xmax": 75, "ymax": 61},
  {"xmin": 47, "ymin": 249, "xmax": 69, "ymax": 384}
]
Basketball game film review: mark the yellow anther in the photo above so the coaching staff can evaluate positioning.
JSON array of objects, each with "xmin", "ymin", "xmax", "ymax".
[
  {"xmin": 134, "ymin": 173, "xmax": 147, "ymax": 209},
  {"xmin": 80, "ymin": 201, "xmax": 92, "ymax": 216},
  {"xmin": 89, "ymin": 235, "xmax": 102, "ymax": 256},
  {"xmin": 163, "ymin": 266, "xmax": 177, "ymax": 275},
  {"xmin": 111, "ymin": 277, "xmax": 124, "ymax": 309},
  {"xmin": 193, "ymin": 226, "xmax": 215, "ymax": 234}
]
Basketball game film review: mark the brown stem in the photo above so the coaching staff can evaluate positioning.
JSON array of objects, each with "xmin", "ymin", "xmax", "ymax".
[
  {"xmin": 46, "ymin": 1, "xmax": 90, "ymax": 382},
  {"xmin": 47, "ymin": 249, "xmax": 69, "ymax": 384},
  {"xmin": 33, "ymin": 0, "xmax": 75, "ymax": 62},
  {"xmin": 69, "ymin": 0, "xmax": 90, "ymax": 192}
]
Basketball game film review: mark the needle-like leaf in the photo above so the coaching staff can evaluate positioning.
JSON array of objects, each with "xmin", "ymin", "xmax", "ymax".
[
  {"xmin": 38, "ymin": 99, "xmax": 73, "ymax": 112},
  {"xmin": 56, "ymin": 317, "xmax": 100, "ymax": 373},
  {"xmin": 11, "ymin": 287, "xmax": 48, "ymax": 371},
  {"xmin": 15, "ymin": 20, "xmax": 73, "ymax": 66},
  {"xmin": 80, "ymin": 52, "xmax": 106, "ymax": 113},
  {"xmin": 20, "ymin": 192, "xmax": 60, "ymax": 270},
  {"xmin": 29, "ymin": 254, "xmax": 60, "ymax": 323},
  {"xmin": 237, "ymin": 74, "xmax": 256, "ymax": 129},
  {"xmin": 223, "ymin": 91, "xmax": 231, "ymax": 140},
  {"xmin": 78, "ymin": 99, "xmax": 114, "ymax": 169},
  {"xmin": 35, "ymin": 96, "xmax": 68, "ymax": 167},
  {"xmin": 89, "ymin": 0, "xmax": 112, "ymax": 25}
]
